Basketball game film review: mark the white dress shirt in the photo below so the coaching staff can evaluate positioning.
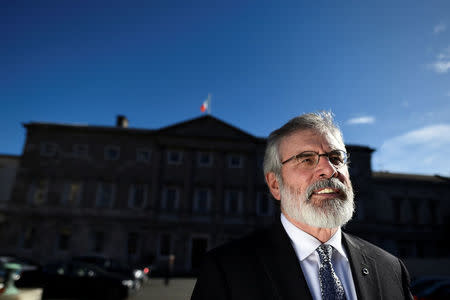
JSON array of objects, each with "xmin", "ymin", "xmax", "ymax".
[{"xmin": 281, "ymin": 214, "xmax": 358, "ymax": 300}]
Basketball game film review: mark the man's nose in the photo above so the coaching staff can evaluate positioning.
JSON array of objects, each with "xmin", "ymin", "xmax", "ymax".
[{"xmin": 316, "ymin": 155, "xmax": 337, "ymax": 178}]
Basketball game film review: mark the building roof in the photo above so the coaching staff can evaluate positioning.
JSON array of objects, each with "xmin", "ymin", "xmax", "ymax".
[
  {"xmin": 23, "ymin": 121, "xmax": 156, "ymax": 135},
  {"xmin": 346, "ymin": 145, "xmax": 375, "ymax": 153},
  {"xmin": 0, "ymin": 154, "xmax": 20, "ymax": 160},
  {"xmin": 373, "ymin": 171, "xmax": 450, "ymax": 183},
  {"xmin": 23, "ymin": 115, "xmax": 265, "ymax": 142}
]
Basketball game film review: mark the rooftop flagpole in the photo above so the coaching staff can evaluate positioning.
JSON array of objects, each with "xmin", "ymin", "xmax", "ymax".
[{"xmin": 207, "ymin": 93, "xmax": 212, "ymax": 115}]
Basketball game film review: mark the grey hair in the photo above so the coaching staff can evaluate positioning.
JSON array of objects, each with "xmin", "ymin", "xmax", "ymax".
[{"xmin": 263, "ymin": 111, "xmax": 345, "ymax": 180}]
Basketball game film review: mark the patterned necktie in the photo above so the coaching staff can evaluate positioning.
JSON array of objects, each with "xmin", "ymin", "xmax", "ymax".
[{"xmin": 316, "ymin": 244, "xmax": 346, "ymax": 300}]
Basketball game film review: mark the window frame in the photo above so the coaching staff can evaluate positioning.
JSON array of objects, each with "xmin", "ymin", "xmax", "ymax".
[
  {"xmin": 20, "ymin": 226, "xmax": 36, "ymax": 250},
  {"xmin": 193, "ymin": 188, "xmax": 211, "ymax": 214},
  {"xmin": 162, "ymin": 186, "xmax": 180, "ymax": 213},
  {"xmin": 40, "ymin": 142, "xmax": 58, "ymax": 157},
  {"xmin": 227, "ymin": 154, "xmax": 243, "ymax": 168},
  {"xmin": 224, "ymin": 189, "xmax": 243, "ymax": 215},
  {"xmin": 72, "ymin": 144, "xmax": 89, "ymax": 158},
  {"xmin": 95, "ymin": 182, "xmax": 115, "ymax": 208},
  {"xmin": 136, "ymin": 148, "xmax": 151, "ymax": 163},
  {"xmin": 92, "ymin": 231, "xmax": 105, "ymax": 254},
  {"xmin": 256, "ymin": 191, "xmax": 273, "ymax": 216},
  {"xmin": 197, "ymin": 152, "xmax": 213, "ymax": 167},
  {"xmin": 104, "ymin": 145, "xmax": 120, "ymax": 161},
  {"xmin": 28, "ymin": 179, "xmax": 49, "ymax": 206},
  {"xmin": 127, "ymin": 232, "xmax": 140, "ymax": 256},
  {"xmin": 128, "ymin": 183, "xmax": 148, "ymax": 209},
  {"xmin": 61, "ymin": 181, "xmax": 83, "ymax": 207},
  {"xmin": 56, "ymin": 228, "xmax": 72, "ymax": 252},
  {"xmin": 158, "ymin": 233, "xmax": 174, "ymax": 257},
  {"xmin": 167, "ymin": 150, "xmax": 183, "ymax": 165}
]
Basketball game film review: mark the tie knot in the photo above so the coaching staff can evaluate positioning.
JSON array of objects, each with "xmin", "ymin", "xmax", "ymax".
[{"xmin": 316, "ymin": 244, "xmax": 333, "ymax": 262}]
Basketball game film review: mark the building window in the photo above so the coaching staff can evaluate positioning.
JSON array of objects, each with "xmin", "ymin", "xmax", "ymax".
[
  {"xmin": 225, "ymin": 190, "xmax": 243, "ymax": 215},
  {"xmin": 167, "ymin": 150, "xmax": 183, "ymax": 165},
  {"xmin": 227, "ymin": 154, "xmax": 243, "ymax": 168},
  {"xmin": 400, "ymin": 199, "xmax": 413, "ymax": 224},
  {"xmin": 197, "ymin": 152, "xmax": 212, "ymax": 167},
  {"xmin": 193, "ymin": 188, "xmax": 211, "ymax": 214},
  {"xmin": 136, "ymin": 148, "xmax": 151, "ymax": 163},
  {"xmin": 104, "ymin": 145, "xmax": 120, "ymax": 161},
  {"xmin": 29, "ymin": 179, "xmax": 49, "ymax": 206},
  {"xmin": 92, "ymin": 231, "xmax": 105, "ymax": 253},
  {"xmin": 392, "ymin": 196, "xmax": 403, "ymax": 223},
  {"xmin": 429, "ymin": 200, "xmax": 438, "ymax": 224},
  {"xmin": 57, "ymin": 228, "xmax": 71, "ymax": 251},
  {"xmin": 21, "ymin": 227, "xmax": 36, "ymax": 250},
  {"xmin": 127, "ymin": 232, "xmax": 139, "ymax": 256},
  {"xmin": 62, "ymin": 182, "xmax": 82, "ymax": 206},
  {"xmin": 128, "ymin": 184, "xmax": 147, "ymax": 209},
  {"xmin": 162, "ymin": 187, "xmax": 179, "ymax": 212},
  {"xmin": 40, "ymin": 142, "xmax": 57, "ymax": 157},
  {"xmin": 96, "ymin": 183, "xmax": 115, "ymax": 208},
  {"xmin": 73, "ymin": 144, "xmax": 89, "ymax": 158},
  {"xmin": 159, "ymin": 233, "xmax": 172, "ymax": 256},
  {"xmin": 256, "ymin": 192, "xmax": 273, "ymax": 216}
]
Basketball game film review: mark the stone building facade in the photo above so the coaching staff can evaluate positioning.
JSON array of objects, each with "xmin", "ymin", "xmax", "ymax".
[
  {"xmin": 0, "ymin": 154, "xmax": 20, "ymax": 204},
  {"xmin": 0, "ymin": 115, "xmax": 448, "ymax": 276}
]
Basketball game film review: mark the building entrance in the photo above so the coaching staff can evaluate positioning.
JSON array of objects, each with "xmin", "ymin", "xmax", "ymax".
[{"xmin": 191, "ymin": 237, "xmax": 208, "ymax": 271}]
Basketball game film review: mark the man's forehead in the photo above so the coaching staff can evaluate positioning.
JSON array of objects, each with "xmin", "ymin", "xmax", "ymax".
[{"xmin": 280, "ymin": 129, "xmax": 345, "ymax": 151}]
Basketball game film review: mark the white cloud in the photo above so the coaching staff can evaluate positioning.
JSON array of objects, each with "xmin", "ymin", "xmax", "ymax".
[
  {"xmin": 346, "ymin": 116, "xmax": 375, "ymax": 125},
  {"xmin": 429, "ymin": 61, "xmax": 450, "ymax": 73},
  {"xmin": 434, "ymin": 22, "xmax": 446, "ymax": 34},
  {"xmin": 373, "ymin": 124, "xmax": 450, "ymax": 176},
  {"xmin": 437, "ymin": 47, "xmax": 450, "ymax": 60},
  {"xmin": 428, "ymin": 47, "xmax": 450, "ymax": 73}
]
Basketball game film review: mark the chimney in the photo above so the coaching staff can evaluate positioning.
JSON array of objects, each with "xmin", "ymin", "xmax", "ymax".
[{"xmin": 116, "ymin": 115, "xmax": 129, "ymax": 128}]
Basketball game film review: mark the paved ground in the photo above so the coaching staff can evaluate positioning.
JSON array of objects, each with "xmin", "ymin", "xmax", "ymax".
[
  {"xmin": 129, "ymin": 278, "xmax": 196, "ymax": 300},
  {"xmin": 0, "ymin": 279, "xmax": 196, "ymax": 300}
]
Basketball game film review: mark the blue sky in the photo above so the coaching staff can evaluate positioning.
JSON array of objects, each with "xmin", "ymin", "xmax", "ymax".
[{"xmin": 1, "ymin": 0, "xmax": 449, "ymax": 176}]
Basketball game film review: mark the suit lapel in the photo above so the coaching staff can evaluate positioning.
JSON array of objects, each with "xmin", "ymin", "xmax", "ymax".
[
  {"xmin": 343, "ymin": 232, "xmax": 381, "ymax": 300},
  {"xmin": 255, "ymin": 219, "xmax": 313, "ymax": 300}
]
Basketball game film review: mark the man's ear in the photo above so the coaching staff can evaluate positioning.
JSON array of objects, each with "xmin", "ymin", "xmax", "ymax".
[{"xmin": 266, "ymin": 172, "xmax": 281, "ymax": 200}]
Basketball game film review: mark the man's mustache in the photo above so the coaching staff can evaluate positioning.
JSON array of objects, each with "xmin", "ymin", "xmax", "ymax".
[{"xmin": 305, "ymin": 178, "xmax": 348, "ymax": 200}]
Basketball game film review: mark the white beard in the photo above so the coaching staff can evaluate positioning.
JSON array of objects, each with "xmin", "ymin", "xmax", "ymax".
[{"xmin": 279, "ymin": 178, "xmax": 355, "ymax": 228}]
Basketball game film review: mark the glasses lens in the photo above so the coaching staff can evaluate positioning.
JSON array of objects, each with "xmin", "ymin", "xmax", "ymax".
[
  {"xmin": 295, "ymin": 152, "xmax": 319, "ymax": 169},
  {"xmin": 328, "ymin": 150, "xmax": 346, "ymax": 167}
]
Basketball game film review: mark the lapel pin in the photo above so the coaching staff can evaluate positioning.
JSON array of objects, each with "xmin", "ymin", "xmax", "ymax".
[{"xmin": 362, "ymin": 267, "xmax": 369, "ymax": 275}]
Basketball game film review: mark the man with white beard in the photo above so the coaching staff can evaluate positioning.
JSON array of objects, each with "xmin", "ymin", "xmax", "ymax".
[{"xmin": 192, "ymin": 112, "xmax": 413, "ymax": 300}]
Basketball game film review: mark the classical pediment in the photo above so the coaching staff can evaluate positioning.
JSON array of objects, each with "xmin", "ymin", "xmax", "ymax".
[{"xmin": 157, "ymin": 115, "xmax": 257, "ymax": 140}]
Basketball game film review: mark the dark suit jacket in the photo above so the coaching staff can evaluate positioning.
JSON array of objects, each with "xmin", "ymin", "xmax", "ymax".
[{"xmin": 191, "ymin": 219, "xmax": 413, "ymax": 300}]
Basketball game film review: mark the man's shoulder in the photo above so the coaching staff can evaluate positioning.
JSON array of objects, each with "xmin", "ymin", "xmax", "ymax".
[
  {"xmin": 207, "ymin": 227, "xmax": 270, "ymax": 259},
  {"xmin": 343, "ymin": 231, "xmax": 400, "ymax": 261}
]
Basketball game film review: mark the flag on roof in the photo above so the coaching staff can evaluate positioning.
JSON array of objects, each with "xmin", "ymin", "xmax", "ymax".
[
  {"xmin": 200, "ymin": 94, "xmax": 211, "ymax": 114},
  {"xmin": 200, "ymin": 99, "xmax": 208, "ymax": 112}
]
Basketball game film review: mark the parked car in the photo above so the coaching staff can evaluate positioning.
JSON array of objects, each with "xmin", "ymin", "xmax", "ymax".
[
  {"xmin": 0, "ymin": 259, "xmax": 21, "ymax": 295},
  {"xmin": 0, "ymin": 262, "xmax": 8, "ymax": 294},
  {"xmin": 72, "ymin": 256, "xmax": 144, "ymax": 288},
  {"xmin": 42, "ymin": 261, "xmax": 134, "ymax": 300},
  {"xmin": 412, "ymin": 276, "xmax": 450, "ymax": 300},
  {"xmin": 0, "ymin": 255, "xmax": 43, "ymax": 288},
  {"xmin": 132, "ymin": 262, "xmax": 151, "ymax": 283}
]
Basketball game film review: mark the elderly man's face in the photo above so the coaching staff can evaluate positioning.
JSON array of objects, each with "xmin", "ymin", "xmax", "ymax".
[{"xmin": 267, "ymin": 129, "xmax": 354, "ymax": 228}]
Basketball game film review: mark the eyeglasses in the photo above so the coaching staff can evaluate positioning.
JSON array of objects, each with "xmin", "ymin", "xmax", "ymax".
[{"xmin": 281, "ymin": 150, "xmax": 349, "ymax": 170}]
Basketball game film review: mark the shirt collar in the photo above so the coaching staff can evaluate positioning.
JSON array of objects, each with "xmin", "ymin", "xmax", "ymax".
[{"xmin": 280, "ymin": 213, "xmax": 349, "ymax": 262}]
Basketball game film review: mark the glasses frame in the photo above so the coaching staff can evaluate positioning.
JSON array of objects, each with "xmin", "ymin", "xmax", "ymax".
[{"xmin": 281, "ymin": 150, "xmax": 349, "ymax": 169}]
